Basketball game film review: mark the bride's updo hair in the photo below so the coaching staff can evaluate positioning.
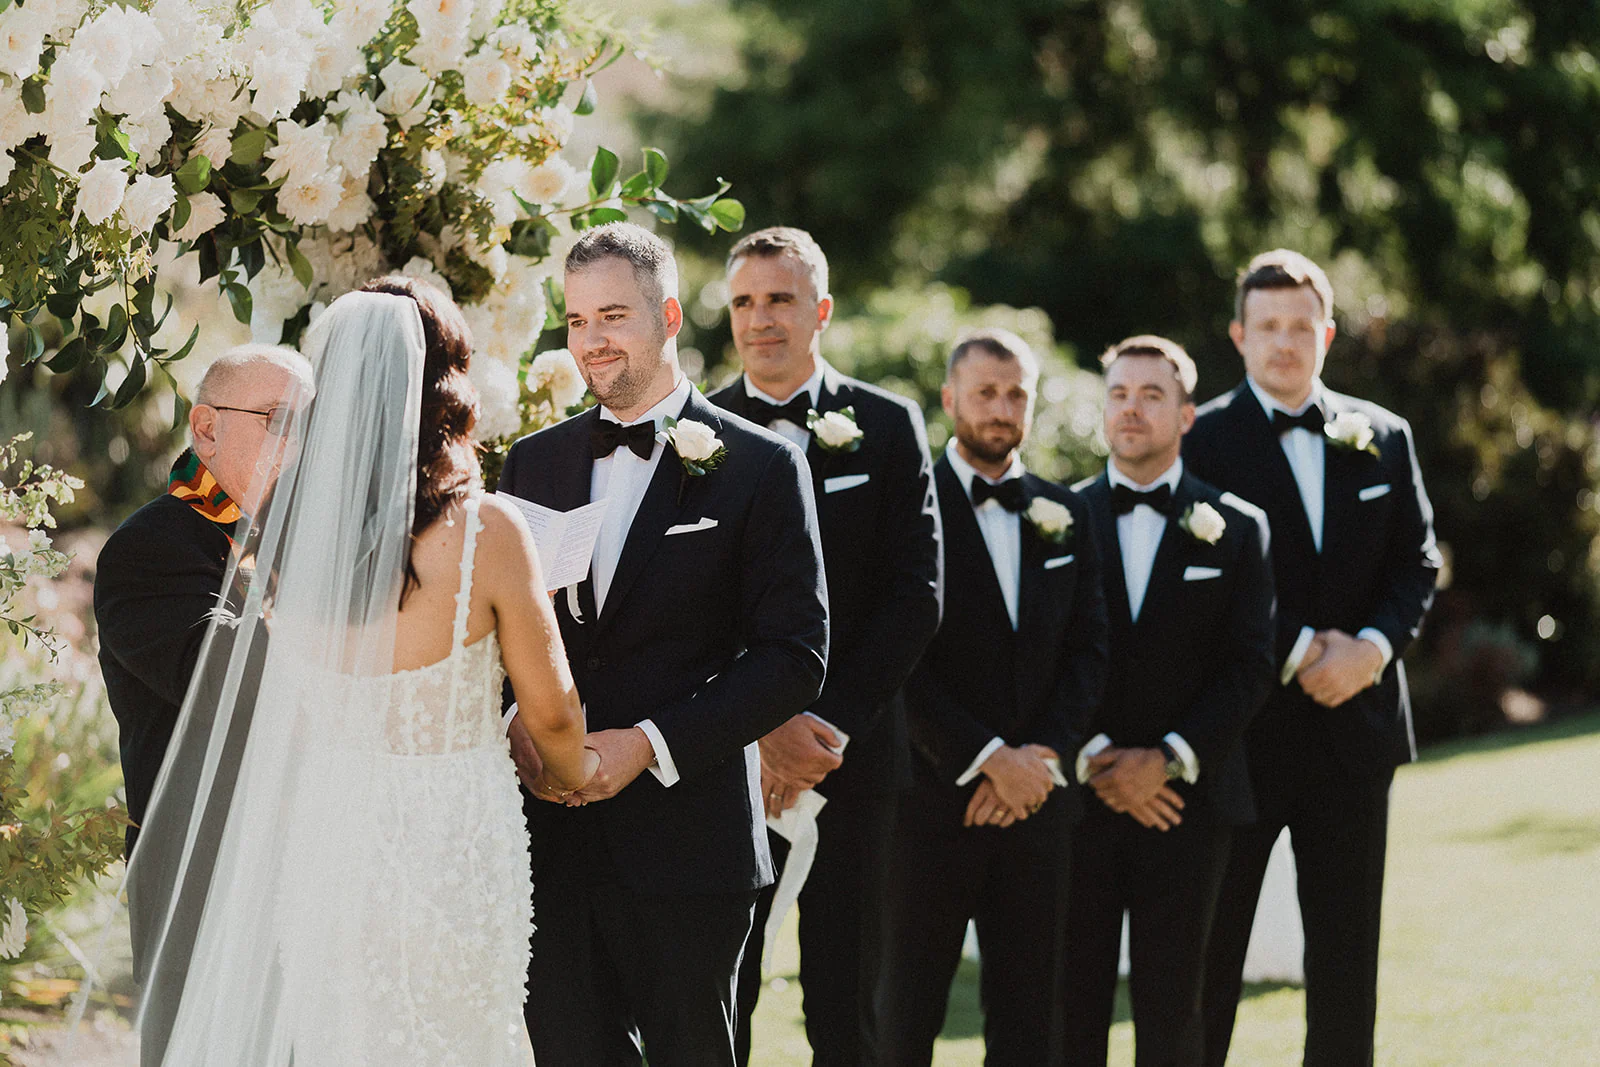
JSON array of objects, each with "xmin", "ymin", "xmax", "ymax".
[{"xmin": 357, "ymin": 274, "xmax": 481, "ymax": 602}]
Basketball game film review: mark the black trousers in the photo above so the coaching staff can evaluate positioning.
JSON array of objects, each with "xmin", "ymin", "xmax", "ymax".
[
  {"xmin": 1061, "ymin": 803, "xmax": 1231, "ymax": 1067},
  {"xmin": 1201, "ymin": 765, "xmax": 1393, "ymax": 1067},
  {"xmin": 525, "ymin": 832, "xmax": 759, "ymax": 1067},
  {"xmin": 735, "ymin": 786, "xmax": 897, "ymax": 1067},
  {"xmin": 876, "ymin": 776, "xmax": 1072, "ymax": 1067}
]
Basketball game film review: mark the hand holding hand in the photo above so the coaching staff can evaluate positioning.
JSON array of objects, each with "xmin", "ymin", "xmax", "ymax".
[
  {"xmin": 758, "ymin": 715, "xmax": 844, "ymax": 790},
  {"xmin": 1297, "ymin": 629, "xmax": 1384, "ymax": 707},
  {"xmin": 1089, "ymin": 747, "xmax": 1170, "ymax": 813},
  {"xmin": 571, "ymin": 727, "xmax": 656, "ymax": 803},
  {"xmin": 963, "ymin": 778, "xmax": 1020, "ymax": 828},
  {"xmin": 980, "ymin": 745, "xmax": 1054, "ymax": 815},
  {"xmin": 508, "ymin": 717, "xmax": 545, "ymax": 795}
]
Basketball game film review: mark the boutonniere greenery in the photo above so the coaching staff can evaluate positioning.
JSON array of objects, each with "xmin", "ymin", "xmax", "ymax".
[
  {"xmin": 806, "ymin": 407, "xmax": 865, "ymax": 453},
  {"xmin": 1179, "ymin": 501, "xmax": 1227, "ymax": 544},
  {"xmin": 659, "ymin": 417, "xmax": 727, "ymax": 504},
  {"xmin": 1024, "ymin": 496, "xmax": 1074, "ymax": 545},
  {"xmin": 1324, "ymin": 411, "xmax": 1379, "ymax": 456}
]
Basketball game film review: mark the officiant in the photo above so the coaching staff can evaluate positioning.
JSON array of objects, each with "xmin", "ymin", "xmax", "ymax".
[{"xmin": 708, "ymin": 226, "xmax": 943, "ymax": 1067}]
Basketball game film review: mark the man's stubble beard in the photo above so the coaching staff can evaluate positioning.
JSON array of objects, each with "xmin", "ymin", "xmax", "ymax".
[
  {"xmin": 954, "ymin": 413, "xmax": 1024, "ymax": 466},
  {"xmin": 587, "ymin": 325, "xmax": 670, "ymax": 413}
]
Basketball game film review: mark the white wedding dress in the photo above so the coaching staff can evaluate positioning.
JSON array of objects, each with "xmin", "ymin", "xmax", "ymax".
[{"xmin": 277, "ymin": 498, "xmax": 534, "ymax": 1066}]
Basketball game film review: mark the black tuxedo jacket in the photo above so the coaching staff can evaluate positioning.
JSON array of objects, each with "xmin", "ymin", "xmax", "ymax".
[
  {"xmin": 1185, "ymin": 383, "xmax": 1441, "ymax": 774},
  {"xmin": 708, "ymin": 364, "xmax": 942, "ymax": 796},
  {"xmin": 904, "ymin": 457, "xmax": 1109, "ymax": 824},
  {"xmin": 497, "ymin": 388, "xmax": 830, "ymax": 895},
  {"xmin": 1075, "ymin": 470, "xmax": 1275, "ymax": 825},
  {"xmin": 95, "ymin": 494, "xmax": 236, "ymax": 857}
]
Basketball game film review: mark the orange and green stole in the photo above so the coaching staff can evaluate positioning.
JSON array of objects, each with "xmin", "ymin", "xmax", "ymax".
[{"xmin": 168, "ymin": 449, "xmax": 243, "ymax": 525}]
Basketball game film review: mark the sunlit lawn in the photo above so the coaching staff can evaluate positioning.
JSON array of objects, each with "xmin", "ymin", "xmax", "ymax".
[{"xmin": 749, "ymin": 713, "xmax": 1600, "ymax": 1065}]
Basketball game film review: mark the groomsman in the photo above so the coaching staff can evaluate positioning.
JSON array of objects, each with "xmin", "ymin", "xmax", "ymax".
[
  {"xmin": 497, "ymin": 223, "xmax": 830, "ymax": 1066},
  {"xmin": 1185, "ymin": 251, "xmax": 1441, "ymax": 1067},
  {"xmin": 877, "ymin": 329, "xmax": 1109, "ymax": 1067},
  {"xmin": 1064, "ymin": 336, "xmax": 1274, "ymax": 1066},
  {"xmin": 709, "ymin": 227, "xmax": 943, "ymax": 1067}
]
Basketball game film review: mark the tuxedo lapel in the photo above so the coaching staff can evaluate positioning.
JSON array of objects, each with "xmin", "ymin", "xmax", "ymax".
[
  {"xmin": 1134, "ymin": 475, "xmax": 1197, "ymax": 635},
  {"xmin": 1015, "ymin": 477, "xmax": 1051, "ymax": 638},
  {"xmin": 935, "ymin": 458, "xmax": 1013, "ymax": 631},
  {"xmin": 803, "ymin": 365, "xmax": 846, "ymax": 480},
  {"xmin": 1235, "ymin": 386, "xmax": 1318, "ymax": 559},
  {"xmin": 551, "ymin": 408, "xmax": 600, "ymax": 512},
  {"xmin": 592, "ymin": 393, "xmax": 710, "ymax": 633},
  {"xmin": 1318, "ymin": 394, "xmax": 1370, "ymax": 563},
  {"xmin": 1086, "ymin": 477, "xmax": 1134, "ymax": 631}
]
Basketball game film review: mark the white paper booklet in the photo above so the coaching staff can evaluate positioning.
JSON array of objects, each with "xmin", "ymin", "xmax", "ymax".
[{"xmin": 494, "ymin": 492, "xmax": 609, "ymax": 591}]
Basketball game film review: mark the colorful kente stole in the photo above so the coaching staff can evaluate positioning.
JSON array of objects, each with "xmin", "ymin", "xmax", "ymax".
[{"xmin": 168, "ymin": 448, "xmax": 244, "ymax": 525}]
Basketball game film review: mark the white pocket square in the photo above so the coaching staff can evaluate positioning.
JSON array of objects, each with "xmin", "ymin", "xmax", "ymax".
[
  {"xmin": 665, "ymin": 518, "xmax": 718, "ymax": 536},
  {"xmin": 824, "ymin": 473, "xmax": 871, "ymax": 494},
  {"xmin": 1043, "ymin": 554, "xmax": 1075, "ymax": 570},
  {"xmin": 1183, "ymin": 566, "xmax": 1223, "ymax": 581},
  {"xmin": 1359, "ymin": 484, "xmax": 1392, "ymax": 502}
]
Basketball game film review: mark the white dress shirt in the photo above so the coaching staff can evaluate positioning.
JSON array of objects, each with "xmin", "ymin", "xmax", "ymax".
[
  {"xmin": 744, "ymin": 359, "xmax": 826, "ymax": 452},
  {"xmin": 1075, "ymin": 458, "xmax": 1199, "ymax": 785},
  {"xmin": 590, "ymin": 376, "xmax": 694, "ymax": 787},
  {"xmin": 945, "ymin": 447, "xmax": 1027, "ymax": 786},
  {"xmin": 1246, "ymin": 378, "xmax": 1394, "ymax": 683}
]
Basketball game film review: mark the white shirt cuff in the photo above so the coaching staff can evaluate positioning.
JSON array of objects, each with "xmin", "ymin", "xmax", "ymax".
[
  {"xmin": 502, "ymin": 703, "xmax": 519, "ymax": 735},
  {"xmin": 1281, "ymin": 625, "xmax": 1317, "ymax": 686},
  {"xmin": 1162, "ymin": 731, "xmax": 1200, "ymax": 785},
  {"xmin": 1356, "ymin": 627, "xmax": 1394, "ymax": 682},
  {"xmin": 955, "ymin": 737, "xmax": 1006, "ymax": 787},
  {"xmin": 635, "ymin": 719, "xmax": 680, "ymax": 787},
  {"xmin": 801, "ymin": 711, "xmax": 850, "ymax": 755},
  {"xmin": 1076, "ymin": 733, "xmax": 1114, "ymax": 785}
]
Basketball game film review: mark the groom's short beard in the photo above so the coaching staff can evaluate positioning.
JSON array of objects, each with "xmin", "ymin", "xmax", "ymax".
[
  {"xmin": 955, "ymin": 416, "xmax": 1024, "ymax": 465},
  {"xmin": 587, "ymin": 325, "xmax": 670, "ymax": 413}
]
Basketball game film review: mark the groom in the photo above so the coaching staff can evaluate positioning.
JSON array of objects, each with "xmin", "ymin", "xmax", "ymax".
[
  {"xmin": 1185, "ymin": 250, "xmax": 1441, "ymax": 1067},
  {"xmin": 496, "ymin": 222, "xmax": 830, "ymax": 1066}
]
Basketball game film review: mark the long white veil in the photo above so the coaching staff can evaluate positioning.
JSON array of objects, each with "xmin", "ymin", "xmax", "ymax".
[{"xmin": 112, "ymin": 290, "xmax": 427, "ymax": 1065}]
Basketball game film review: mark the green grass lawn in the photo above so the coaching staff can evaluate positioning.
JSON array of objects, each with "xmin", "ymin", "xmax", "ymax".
[{"xmin": 749, "ymin": 713, "xmax": 1600, "ymax": 1065}]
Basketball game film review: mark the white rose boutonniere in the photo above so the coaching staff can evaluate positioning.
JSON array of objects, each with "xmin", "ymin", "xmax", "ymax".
[
  {"xmin": 1324, "ymin": 411, "xmax": 1379, "ymax": 456},
  {"xmin": 1025, "ymin": 496, "xmax": 1074, "ymax": 545},
  {"xmin": 806, "ymin": 406, "xmax": 865, "ymax": 453},
  {"xmin": 1180, "ymin": 501, "xmax": 1227, "ymax": 545},
  {"xmin": 660, "ymin": 417, "xmax": 727, "ymax": 475}
]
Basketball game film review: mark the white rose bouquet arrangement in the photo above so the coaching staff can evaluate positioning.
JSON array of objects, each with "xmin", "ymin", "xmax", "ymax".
[{"xmin": 0, "ymin": 0, "xmax": 743, "ymax": 451}]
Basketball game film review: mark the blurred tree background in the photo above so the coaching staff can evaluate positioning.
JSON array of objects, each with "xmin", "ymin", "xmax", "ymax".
[{"xmin": 644, "ymin": 0, "xmax": 1600, "ymax": 741}]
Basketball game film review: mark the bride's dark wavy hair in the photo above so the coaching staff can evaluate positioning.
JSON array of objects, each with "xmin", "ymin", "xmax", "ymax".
[{"xmin": 358, "ymin": 274, "xmax": 481, "ymax": 604}]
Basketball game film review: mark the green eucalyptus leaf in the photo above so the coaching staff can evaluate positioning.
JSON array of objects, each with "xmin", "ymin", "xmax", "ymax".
[
  {"xmin": 225, "ymin": 283, "xmax": 253, "ymax": 325},
  {"xmin": 175, "ymin": 154, "xmax": 213, "ymax": 195},
  {"xmin": 708, "ymin": 198, "xmax": 746, "ymax": 232},
  {"xmin": 47, "ymin": 337, "xmax": 86, "ymax": 372},
  {"xmin": 285, "ymin": 241, "xmax": 313, "ymax": 289},
  {"xmin": 45, "ymin": 290, "xmax": 81, "ymax": 320},
  {"xmin": 231, "ymin": 127, "xmax": 270, "ymax": 166},
  {"xmin": 230, "ymin": 188, "xmax": 262, "ymax": 214},
  {"xmin": 111, "ymin": 357, "xmax": 148, "ymax": 409},
  {"xmin": 588, "ymin": 207, "xmax": 628, "ymax": 226},
  {"xmin": 643, "ymin": 147, "xmax": 669, "ymax": 188},
  {"xmin": 643, "ymin": 199, "xmax": 679, "ymax": 224},
  {"xmin": 589, "ymin": 146, "xmax": 618, "ymax": 200},
  {"xmin": 166, "ymin": 322, "xmax": 201, "ymax": 362},
  {"xmin": 574, "ymin": 80, "xmax": 598, "ymax": 116},
  {"xmin": 171, "ymin": 389, "xmax": 192, "ymax": 432},
  {"xmin": 21, "ymin": 79, "xmax": 45, "ymax": 115},
  {"xmin": 23, "ymin": 324, "xmax": 45, "ymax": 364},
  {"xmin": 102, "ymin": 304, "xmax": 129, "ymax": 352}
]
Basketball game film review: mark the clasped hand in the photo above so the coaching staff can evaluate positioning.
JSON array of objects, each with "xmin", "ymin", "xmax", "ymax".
[
  {"xmin": 760, "ymin": 714, "xmax": 844, "ymax": 819},
  {"xmin": 1295, "ymin": 629, "xmax": 1384, "ymax": 708},
  {"xmin": 1086, "ymin": 747, "xmax": 1185, "ymax": 831},
  {"xmin": 963, "ymin": 744, "xmax": 1058, "ymax": 828},
  {"xmin": 512, "ymin": 720, "xmax": 656, "ymax": 807}
]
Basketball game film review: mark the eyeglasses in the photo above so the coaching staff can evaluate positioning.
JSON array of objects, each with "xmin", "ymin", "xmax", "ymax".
[{"xmin": 211, "ymin": 405, "xmax": 295, "ymax": 436}]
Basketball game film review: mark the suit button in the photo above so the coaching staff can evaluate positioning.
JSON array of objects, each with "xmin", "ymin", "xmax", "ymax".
[{"xmin": 586, "ymin": 656, "xmax": 603, "ymax": 671}]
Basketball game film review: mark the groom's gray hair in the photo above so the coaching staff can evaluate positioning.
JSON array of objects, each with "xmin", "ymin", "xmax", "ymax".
[
  {"xmin": 195, "ymin": 343, "xmax": 314, "ymax": 408},
  {"xmin": 565, "ymin": 222, "xmax": 680, "ymax": 307}
]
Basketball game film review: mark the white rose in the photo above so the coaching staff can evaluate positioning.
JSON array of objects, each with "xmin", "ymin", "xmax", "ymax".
[
  {"xmin": 539, "ymin": 104, "xmax": 574, "ymax": 144},
  {"xmin": 74, "ymin": 157, "xmax": 130, "ymax": 225},
  {"xmin": 171, "ymin": 190, "xmax": 226, "ymax": 241},
  {"xmin": 46, "ymin": 118, "xmax": 98, "ymax": 174},
  {"xmin": 528, "ymin": 349, "xmax": 585, "ymax": 410},
  {"xmin": 665, "ymin": 419, "xmax": 721, "ymax": 463},
  {"xmin": 275, "ymin": 170, "xmax": 343, "ymax": 226},
  {"xmin": 193, "ymin": 125, "xmax": 234, "ymax": 168},
  {"xmin": 1184, "ymin": 501, "xmax": 1227, "ymax": 545},
  {"xmin": 124, "ymin": 110, "xmax": 173, "ymax": 163},
  {"xmin": 45, "ymin": 53, "xmax": 107, "ymax": 124},
  {"xmin": 375, "ymin": 59, "xmax": 432, "ymax": 128},
  {"xmin": 1025, "ymin": 496, "xmax": 1073, "ymax": 536},
  {"xmin": 519, "ymin": 157, "xmax": 577, "ymax": 207},
  {"xmin": 0, "ymin": 8, "xmax": 50, "ymax": 81},
  {"xmin": 68, "ymin": 10, "xmax": 135, "ymax": 87},
  {"xmin": 460, "ymin": 51, "xmax": 513, "ymax": 108},
  {"xmin": 249, "ymin": 53, "xmax": 310, "ymax": 124},
  {"xmin": 306, "ymin": 37, "xmax": 364, "ymax": 98},
  {"xmin": 0, "ymin": 95, "xmax": 39, "ymax": 153},
  {"xmin": 336, "ymin": 0, "xmax": 391, "ymax": 46},
  {"xmin": 811, "ymin": 410, "xmax": 864, "ymax": 450},
  {"xmin": 325, "ymin": 174, "xmax": 376, "ymax": 232},
  {"xmin": 108, "ymin": 61, "xmax": 175, "ymax": 121},
  {"xmin": 265, "ymin": 118, "xmax": 333, "ymax": 186},
  {"xmin": 121, "ymin": 172, "xmax": 177, "ymax": 233},
  {"xmin": 1325, "ymin": 411, "xmax": 1375, "ymax": 452},
  {"xmin": 329, "ymin": 93, "xmax": 389, "ymax": 175},
  {"xmin": 248, "ymin": 264, "xmax": 310, "ymax": 342},
  {"xmin": 0, "ymin": 897, "xmax": 25, "ymax": 960},
  {"xmin": 467, "ymin": 355, "xmax": 522, "ymax": 441}
]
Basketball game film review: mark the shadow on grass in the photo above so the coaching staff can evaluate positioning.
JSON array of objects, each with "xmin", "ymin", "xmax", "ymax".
[
  {"xmin": 1414, "ymin": 709, "xmax": 1600, "ymax": 765},
  {"xmin": 939, "ymin": 965, "xmax": 1299, "ymax": 1042},
  {"xmin": 1452, "ymin": 812, "xmax": 1600, "ymax": 856}
]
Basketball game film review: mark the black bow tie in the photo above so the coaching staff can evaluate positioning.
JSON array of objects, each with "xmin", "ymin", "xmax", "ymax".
[
  {"xmin": 971, "ymin": 477, "xmax": 1027, "ymax": 513},
  {"xmin": 591, "ymin": 419, "xmax": 657, "ymax": 461},
  {"xmin": 749, "ymin": 394, "xmax": 813, "ymax": 428},
  {"xmin": 1271, "ymin": 406, "xmax": 1325, "ymax": 436},
  {"xmin": 1110, "ymin": 483, "xmax": 1174, "ymax": 517}
]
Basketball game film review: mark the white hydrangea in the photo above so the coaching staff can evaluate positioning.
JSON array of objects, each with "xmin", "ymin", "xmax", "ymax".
[
  {"xmin": 467, "ymin": 354, "xmax": 522, "ymax": 441},
  {"xmin": 528, "ymin": 349, "xmax": 585, "ymax": 410},
  {"xmin": 328, "ymin": 91, "xmax": 389, "ymax": 176},
  {"xmin": 121, "ymin": 173, "xmax": 177, "ymax": 233},
  {"xmin": 460, "ymin": 51, "xmax": 513, "ymax": 109},
  {"xmin": 0, "ymin": 7, "xmax": 51, "ymax": 81},
  {"xmin": 193, "ymin": 125, "xmax": 234, "ymax": 168},
  {"xmin": 171, "ymin": 190, "xmax": 226, "ymax": 242},
  {"xmin": 0, "ymin": 897, "xmax": 23, "ymax": 959},
  {"xmin": 264, "ymin": 118, "xmax": 334, "ymax": 186},
  {"xmin": 520, "ymin": 157, "xmax": 578, "ymax": 207},
  {"xmin": 74, "ymin": 158, "xmax": 131, "ymax": 226},
  {"xmin": 276, "ymin": 170, "xmax": 343, "ymax": 226},
  {"xmin": 325, "ymin": 174, "xmax": 376, "ymax": 233}
]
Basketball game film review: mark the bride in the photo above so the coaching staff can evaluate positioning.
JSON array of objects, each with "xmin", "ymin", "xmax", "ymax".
[{"xmin": 122, "ymin": 280, "xmax": 596, "ymax": 1065}]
